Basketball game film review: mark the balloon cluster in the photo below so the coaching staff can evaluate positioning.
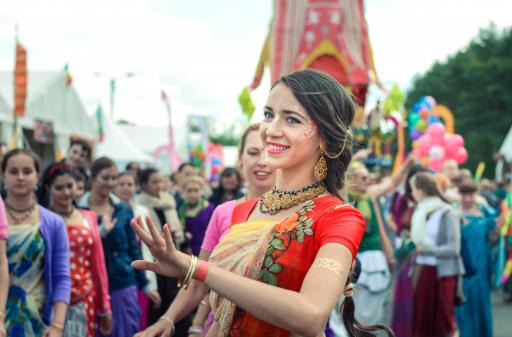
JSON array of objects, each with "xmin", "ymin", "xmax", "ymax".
[
  {"xmin": 408, "ymin": 96, "xmax": 439, "ymax": 140},
  {"xmin": 208, "ymin": 143, "xmax": 224, "ymax": 182},
  {"xmin": 411, "ymin": 123, "xmax": 468, "ymax": 171},
  {"xmin": 189, "ymin": 144, "xmax": 206, "ymax": 169}
]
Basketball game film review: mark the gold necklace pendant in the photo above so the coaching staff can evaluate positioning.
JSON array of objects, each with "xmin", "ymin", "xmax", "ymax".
[{"xmin": 260, "ymin": 182, "xmax": 326, "ymax": 215}]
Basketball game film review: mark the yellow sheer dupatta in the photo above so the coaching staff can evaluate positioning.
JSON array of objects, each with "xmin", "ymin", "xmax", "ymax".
[{"xmin": 208, "ymin": 219, "xmax": 276, "ymax": 336}]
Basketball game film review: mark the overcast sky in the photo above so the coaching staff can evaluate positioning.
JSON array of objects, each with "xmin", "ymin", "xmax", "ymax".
[{"xmin": 0, "ymin": 0, "xmax": 510, "ymax": 128}]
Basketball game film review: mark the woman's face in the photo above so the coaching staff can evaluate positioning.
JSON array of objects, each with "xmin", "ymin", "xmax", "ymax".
[
  {"xmin": 220, "ymin": 174, "xmax": 239, "ymax": 193},
  {"xmin": 50, "ymin": 174, "xmax": 76, "ymax": 208},
  {"xmin": 260, "ymin": 83, "xmax": 322, "ymax": 174},
  {"xmin": 2, "ymin": 154, "xmax": 39, "ymax": 197},
  {"xmin": 183, "ymin": 181, "xmax": 202, "ymax": 205},
  {"xmin": 74, "ymin": 180, "xmax": 85, "ymax": 202},
  {"xmin": 410, "ymin": 176, "xmax": 426, "ymax": 202},
  {"xmin": 143, "ymin": 172, "xmax": 162, "ymax": 197},
  {"xmin": 115, "ymin": 174, "xmax": 136, "ymax": 202},
  {"xmin": 92, "ymin": 166, "xmax": 117, "ymax": 197},
  {"xmin": 460, "ymin": 192, "xmax": 476, "ymax": 210},
  {"xmin": 240, "ymin": 130, "xmax": 275, "ymax": 193},
  {"xmin": 350, "ymin": 167, "xmax": 370, "ymax": 194}
]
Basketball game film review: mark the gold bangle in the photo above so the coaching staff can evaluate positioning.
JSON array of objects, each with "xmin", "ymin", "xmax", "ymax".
[
  {"xmin": 183, "ymin": 256, "xmax": 198, "ymax": 290},
  {"xmin": 51, "ymin": 322, "xmax": 65, "ymax": 330},
  {"xmin": 178, "ymin": 255, "xmax": 197, "ymax": 289},
  {"xmin": 158, "ymin": 316, "xmax": 176, "ymax": 335},
  {"xmin": 178, "ymin": 256, "xmax": 194, "ymax": 288}
]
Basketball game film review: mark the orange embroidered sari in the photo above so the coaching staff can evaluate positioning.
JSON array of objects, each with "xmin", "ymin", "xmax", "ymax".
[{"xmin": 208, "ymin": 196, "xmax": 365, "ymax": 337}]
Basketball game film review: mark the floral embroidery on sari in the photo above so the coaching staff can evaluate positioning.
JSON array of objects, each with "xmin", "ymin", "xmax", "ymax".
[{"xmin": 260, "ymin": 200, "xmax": 316, "ymax": 287}]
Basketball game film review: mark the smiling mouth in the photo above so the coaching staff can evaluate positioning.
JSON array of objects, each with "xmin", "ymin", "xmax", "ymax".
[{"xmin": 254, "ymin": 171, "xmax": 271, "ymax": 177}]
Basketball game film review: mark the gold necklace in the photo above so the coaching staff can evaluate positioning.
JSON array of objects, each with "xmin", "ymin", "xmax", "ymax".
[
  {"xmin": 259, "ymin": 182, "xmax": 326, "ymax": 215},
  {"xmin": 5, "ymin": 202, "xmax": 37, "ymax": 224}
]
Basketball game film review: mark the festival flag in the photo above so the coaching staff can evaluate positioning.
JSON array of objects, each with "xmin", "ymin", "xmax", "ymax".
[
  {"xmin": 238, "ymin": 87, "xmax": 256, "ymax": 120},
  {"xmin": 64, "ymin": 63, "xmax": 73, "ymax": 86},
  {"xmin": 95, "ymin": 105, "xmax": 105, "ymax": 142},
  {"xmin": 474, "ymin": 162, "xmax": 486, "ymax": 182},
  {"xmin": 13, "ymin": 41, "xmax": 27, "ymax": 118}
]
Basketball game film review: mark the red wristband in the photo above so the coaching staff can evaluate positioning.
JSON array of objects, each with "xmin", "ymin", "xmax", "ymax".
[{"xmin": 194, "ymin": 260, "xmax": 209, "ymax": 282}]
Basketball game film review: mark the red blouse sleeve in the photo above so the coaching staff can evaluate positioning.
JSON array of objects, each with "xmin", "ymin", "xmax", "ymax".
[{"xmin": 314, "ymin": 204, "xmax": 366, "ymax": 258}]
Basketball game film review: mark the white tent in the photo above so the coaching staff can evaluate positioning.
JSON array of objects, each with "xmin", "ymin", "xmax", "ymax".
[
  {"xmin": 96, "ymin": 111, "xmax": 151, "ymax": 168},
  {"xmin": 0, "ymin": 70, "xmax": 97, "ymax": 166},
  {"xmin": 499, "ymin": 124, "xmax": 512, "ymax": 162},
  {"xmin": 0, "ymin": 71, "xmax": 96, "ymax": 140}
]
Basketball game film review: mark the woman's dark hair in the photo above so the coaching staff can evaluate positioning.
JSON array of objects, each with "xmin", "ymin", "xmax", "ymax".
[
  {"xmin": 275, "ymin": 70, "xmax": 354, "ymax": 199},
  {"xmin": 72, "ymin": 167, "xmax": 88, "ymax": 183},
  {"xmin": 404, "ymin": 164, "xmax": 429, "ymax": 201},
  {"xmin": 118, "ymin": 170, "xmax": 138, "ymax": 184},
  {"xmin": 38, "ymin": 162, "xmax": 76, "ymax": 207},
  {"xmin": 138, "ymin": 168, "xmax": 159, "ymax": 186},
  {"xmin": 219, "ymin": 167, "xmax": 242, "ymax": 192},
  {"xmin": 1, "ymin": 148, "xmax": 41, "ymax": 174},
  {"xmin": 458, "ymin": 179, "xmax": 477, "ymax": 194},
  {"xmin": 209, "ymin": 167, "xmax": 243, "ymax": 206},
  {"xmin": 90, "ymin": 156, "xmax": 116, "ymax": 179},
  {"xmin": 238, "ymin": 123, "xmax": 260, "ymax": 159},
  {"xmin": 125, "ymin": 161, "xmax": 139, "ymax": 171},
  {"xmin": 413, "ymin": 172, "xmax": 450, "ymax": 203},
  {"xmin": 178, "ymin": 162, "xmax": 194, "ymax": 173}
]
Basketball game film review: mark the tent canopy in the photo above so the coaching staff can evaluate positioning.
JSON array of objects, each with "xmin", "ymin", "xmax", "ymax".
[
  {"xmin": 96, "ymin": 110, "xmax": 151, "ymax": 165},
  {"xmin": 0, "ymin": 70, "xmax": 96, "ymax": 140}
]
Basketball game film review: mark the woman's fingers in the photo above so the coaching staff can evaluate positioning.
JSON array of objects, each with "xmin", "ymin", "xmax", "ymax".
[
  {"xmin": 163, "ymin": 224, "xmax": 176, "ymax": 253},
  {"xmin": 132, "ymin": 259, "xmax": 160, "ymax": 273},
  {"xmin": 131, "ymin": 216, "xmax": 153, "ymax": 245},
  {"xmin": 146, "ymin": 215, "xmax": 166, "ymax": 247}
]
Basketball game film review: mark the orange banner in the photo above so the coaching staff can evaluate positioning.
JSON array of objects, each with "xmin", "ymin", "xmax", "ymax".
[{"xmin": 13, "ymin": 42, "xmax": 27, "ymax": 118}]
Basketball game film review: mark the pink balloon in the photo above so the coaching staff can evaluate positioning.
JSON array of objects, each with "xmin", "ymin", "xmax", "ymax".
[
  {"xmin": 416, "ymin": 134, "xmax": 432, "ymax": 156},
  {"xmin": 454, "ymin": 147, "xmax": 468, "ymax": 164},
  {"xmin": 451, "ymin": 134, "xmax": 464, "ymax": 148},
  {"xmin": 429, "ymin": 145, "xmax": 445, "ymax": 161},
  {"xmin": 429, "ymin": 159, "xmax": 443, "ymax": 172},
  {"xmin": 427, "ymin": 123, "xmax": 446, "ymax": 139},
  {"xmin": 425, "ymin": 96, "xmax": 437, "ymax": 108},
  {"xmin": 410, "ymin": 149, "xmax": 421, "ymax": 159}
]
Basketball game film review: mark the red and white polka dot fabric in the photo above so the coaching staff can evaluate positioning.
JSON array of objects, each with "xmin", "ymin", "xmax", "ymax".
[{"xmin": 67, "ymin": 224, "xmax": 97, "ymax": 337}]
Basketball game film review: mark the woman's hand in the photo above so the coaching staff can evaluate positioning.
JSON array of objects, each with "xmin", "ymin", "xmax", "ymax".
[
  {"xmin": 98, "ymin": 313, "xmax": 113, "ymax": 335},
  {"xmin": 147, "ymin": 290, "xmax": 162, "ymax": 309},
  {"xmin": 42, "ymin": 325, "xmax": 63, "ymax": 337},
  {"xmin": 134, "ymin": 318, "xmax": 174, "ymax": 337},
  {"xmin": 131, "ymin": 215, "xmax": 189, "ymax": 278}
]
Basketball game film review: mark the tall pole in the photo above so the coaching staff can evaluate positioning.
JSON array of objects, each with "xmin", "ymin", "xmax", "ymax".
[{"xmin": 109, "ymin": 78, "xmax": 115, "ymax": 119}]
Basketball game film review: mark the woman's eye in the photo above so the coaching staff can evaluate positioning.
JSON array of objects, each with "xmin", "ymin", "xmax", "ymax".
[
  {"xmin": 263, "ymin": 110, "xmax": 273, "ymax": 120},
  {"xmin": 286, "ymin": 116, "xmax": 301, "ymax": 124}
]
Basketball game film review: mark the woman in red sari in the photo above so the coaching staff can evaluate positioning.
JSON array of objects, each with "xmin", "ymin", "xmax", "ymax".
[
  {"xmin": 40, "ymin": 163, "xmax": 113, "ymax": 336},
  {"xmin": 132, "ymin": 70, "xmax": 394, "ymax": 337}
]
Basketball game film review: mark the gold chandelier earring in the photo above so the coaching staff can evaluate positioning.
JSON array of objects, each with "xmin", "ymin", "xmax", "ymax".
[{"xmin": 313, "ymin": 148, "xmax": 328, "ymax": 182}]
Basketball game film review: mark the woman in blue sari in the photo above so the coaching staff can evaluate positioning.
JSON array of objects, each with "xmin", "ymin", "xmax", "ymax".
[{"xmin": 455, "ymin": 181, "xmax": 496, "ymax": 337}]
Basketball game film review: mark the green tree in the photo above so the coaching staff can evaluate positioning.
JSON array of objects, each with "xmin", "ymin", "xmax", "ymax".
[{"xmin": 405, "ymin": 24, "xmax": 512, "ymax": 177}]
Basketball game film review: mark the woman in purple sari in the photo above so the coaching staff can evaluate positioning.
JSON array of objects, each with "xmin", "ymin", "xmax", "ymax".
[{"xmin": 178, "ymin": 176, "xmax": 215, "ymax": 256}]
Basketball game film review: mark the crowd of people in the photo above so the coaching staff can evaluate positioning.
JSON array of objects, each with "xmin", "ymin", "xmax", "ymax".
[{"xmin": 0, "ymin": 69, "xmax": 509, "ymax": 337}]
